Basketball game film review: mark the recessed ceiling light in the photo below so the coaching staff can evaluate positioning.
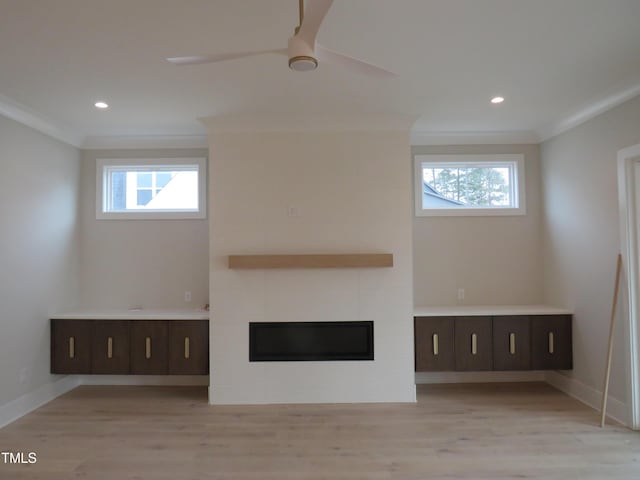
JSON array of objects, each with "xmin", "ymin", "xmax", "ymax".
[
  {"xmin": 94, "ymin": 101, "xmax": 109, "ymax": 109},
  {"xmin": 490, "ymin": 96, "xmax": 505, "ymax": 104}
]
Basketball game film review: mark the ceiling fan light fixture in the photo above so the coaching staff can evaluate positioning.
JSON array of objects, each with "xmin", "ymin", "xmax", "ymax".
[
  {"xmin": 167, "ymin": 0, "xmax": 394, "ymax": 77},
  {"xmin": 288, "ymin": 55, "xmax": 318, "ymax": 72}
]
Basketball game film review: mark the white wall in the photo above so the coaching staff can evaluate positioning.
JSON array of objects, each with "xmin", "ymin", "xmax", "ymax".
[
  {"xmin": 0, "ymin": 114, "xmax": 80, "ymax": 407},
  {"xmin": 541, "ymin": 94, "xmax": 640, "ymax": 412},
  {"xmin": 208, "ymin": 127, "xmax": 415, "ymax": 404},
  {"xmin": 412, "ymin": 144, "xmax": 543, "ymax": 306},
  {"xmin": 79, "ymin": 149, "xmax": 209, "ymax": 309}
]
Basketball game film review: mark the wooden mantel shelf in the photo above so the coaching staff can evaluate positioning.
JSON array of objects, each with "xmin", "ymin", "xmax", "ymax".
[{"xmin": 228, "ymin": 254, "xmax": 393, "ymax": 269}]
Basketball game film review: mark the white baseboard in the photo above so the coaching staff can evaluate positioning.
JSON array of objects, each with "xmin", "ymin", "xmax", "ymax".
[
  {"xmin": 0, "ymin": 375, "xmax": 209, "ymax": 429},
  {"xmin": 0, "ymin": 376, "xmax": 80, "ymax": 429},
  {"xmin": 5, "ymin": 373, "xmax": 627, "ymax": 428},
  {"xmin": 545, "ymin": 371, "xmax": 629, "ymax": 427},
  {"xmin": 76, "ymin": 375, "xmax": 209, "ymax": 386},
  {"xmin": 416, "ymin": 371, "xmax": 546, "ymax": 384}
]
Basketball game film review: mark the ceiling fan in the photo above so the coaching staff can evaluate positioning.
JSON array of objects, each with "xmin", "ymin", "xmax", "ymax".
[{"xmin": 166, "ymin": 0, "xmax": 395, "ymax": 78}]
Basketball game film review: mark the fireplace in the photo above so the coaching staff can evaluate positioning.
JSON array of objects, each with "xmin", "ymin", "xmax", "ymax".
[{"xmin": 249, "ymin": 321, "xmax": 374, "ymax": 361}]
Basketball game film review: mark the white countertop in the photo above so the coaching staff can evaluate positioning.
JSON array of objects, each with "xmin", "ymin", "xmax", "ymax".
[
  {"xmin": 50, "ymin": 309, "xmax": 210, "ymax": 320},
  {"xmin": 414, "ymin": 305, "xmax": 572, "ymax": 317}
]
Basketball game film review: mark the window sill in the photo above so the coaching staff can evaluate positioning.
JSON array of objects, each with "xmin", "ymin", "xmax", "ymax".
[
  {"xmin": 415, "ymin": 206, "xmax": 526, "ymax": 217},
  {"xmin": 96, "ymin": 211, "xmax": 206, "ymax": 220}
]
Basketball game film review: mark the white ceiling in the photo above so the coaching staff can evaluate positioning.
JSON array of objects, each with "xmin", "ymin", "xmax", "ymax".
[{"xmin": 1, "ymin": 0, "xmax": 639, "ymax": 147}]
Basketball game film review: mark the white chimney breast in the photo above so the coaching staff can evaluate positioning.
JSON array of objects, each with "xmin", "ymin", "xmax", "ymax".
[{"xmin": 207, "ymin": 119, "xmax": 415, "ymax": 404}]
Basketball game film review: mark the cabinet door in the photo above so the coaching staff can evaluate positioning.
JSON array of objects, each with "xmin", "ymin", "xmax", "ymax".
[
  {"xmin": 130, "ymin": 321, "xmax": 168, "ymax": 374},
  {"xmin": 414, "ymin": 317, "xmax": 455, "ymax": 371},
  {"xmin": 92, "ymin": 321, "xmax": 130, "ymax": 374},
  {"xmin": 51, "ymin": 319, "xmax": 91, "ymax": 374},
  {"xmin": 492, "ymin": 316, "xmax": 531, "ymax": 371},
  {"xmin": 454, "ymin": 316, "xmax": 492, "ymax": 371},
  {"xmin": 531, "ymin": 315, "xmax": 572, "ymax": 370},
  {"xmin": 169, "ymin": 321, "xmax": 209, "ymax": 375}
]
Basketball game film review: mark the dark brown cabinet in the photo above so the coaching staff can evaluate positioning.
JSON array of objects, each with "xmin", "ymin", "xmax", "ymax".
[
  {"xmin": 454, "ymin": 316, "xmax": 493, "ymax": 371},
  {"xmin": 168, "ymin": 321, "xmax": 209, "ymax": 375},
  {"xmin": 130, "ymin": 321, "xmax": 169, "ymax": 375},
  {"xmin": 51, "ymin": 319, "xmax": 209, "ymax": 375},
  {"xmin": 531, "ymin": 315, "xmax": 572, "ymax": 370},
  {"xmin": 414, "ymin": 313, "xmax": 572, "ymax": 372},
  {"xmin": 414, "ymin": 317, "xmax": 455, "ymax": 371},
  {"xmin": 492, "ymin": 316, "xmax": 531, "ymax": 371},
  {"xmin": 51, "ymin": 320, "xmax": 91, "ymax": 374},
  {"xmin": 92, "ymin": 321, "xmax": 130, "ymax": 374}
]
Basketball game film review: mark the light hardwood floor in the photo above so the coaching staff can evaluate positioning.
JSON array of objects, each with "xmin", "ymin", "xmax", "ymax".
[{"xmin": 0, "ymin": 383, "xmax": 638, "ymax": 479}]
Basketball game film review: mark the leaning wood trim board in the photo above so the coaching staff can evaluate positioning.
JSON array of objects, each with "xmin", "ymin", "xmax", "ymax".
[{"xmin": 228, "ymin": 254, "xmax": 393, "ymax": 269}]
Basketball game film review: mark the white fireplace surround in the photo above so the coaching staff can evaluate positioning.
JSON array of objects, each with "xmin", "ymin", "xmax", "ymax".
[{"xmin": 206, "ymin": 113, "xmax": 417, "ymax": 404}]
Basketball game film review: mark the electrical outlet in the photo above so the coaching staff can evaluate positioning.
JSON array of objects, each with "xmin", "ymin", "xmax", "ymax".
[
  {"xmin": 287, "ymin": 205, "xmax": 300, "ymax": 217},
  {"xmin": 19, "ymin": 367, "xmax": 30, "ymax": 385},
  {"xmin": 457, "ymin": 288, "xmax": 465, "ymax": 302},
  {"xmin": 184, "ymin": 291, "xmax": 192, "ymax": 303}
]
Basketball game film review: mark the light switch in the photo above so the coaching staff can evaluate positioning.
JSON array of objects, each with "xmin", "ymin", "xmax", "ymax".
[{"xmin": 288, "ymin": 205, "xmax": 301, "ymax": 217}]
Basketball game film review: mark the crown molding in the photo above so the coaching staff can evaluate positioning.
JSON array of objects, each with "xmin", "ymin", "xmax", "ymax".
[
  {"xmin": 537, "ymin": 83, "xmax": 640, "ymax": 142},
  {"xmin": 0, "ymin": 93, "xmax": 208, "ymax": 150},
  {"xmin": 202, "ymin": 112, "xmax": 419, "ymax": 133},
  {"xmin": 410, "ymin": 130, "xmax": 540, "ymax": 146},
  {"xmin": 4, "ymin": 79, "xmax": 639, "ymax": 150},
  {"xmin": 81, "ymin": 134, "xmax": 208, "ymax": 150},
  {"xmin": 0, "ymin": 94, "xmax": 83, "ymax": 147},
  {"xmin": 413, "ymin": 81, "xmax": 640, "ymax": 146}
]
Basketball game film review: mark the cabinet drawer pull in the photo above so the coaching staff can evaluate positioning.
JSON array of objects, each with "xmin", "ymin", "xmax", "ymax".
[
  {"xmin": 509, "ymin": 333, "xmax": 516, "ymax": 355},
  {"xmin": 549, "ymin": 332, "xmax": 555, "ymax": 354},
  {"xmin": 471, "ymin": 333, "xmax": 477, "ymax": 355},
  {"xmin": 145, "ymin": 337, "xmax": 152, "ymax": 359},
  {"xmin": 432, "ymin": 334, "xmax": 439, "ymax": 356},
  {"xmin": 184, "ymin": 337, "xmax": 190, "ymax": 359},
  {"xmin": 69, "ymin": 337, "xmax": 75, "ymax": 359},
  {"xmin": 107, "ymin": 337, "xmax": 113, "ymax": 359}
]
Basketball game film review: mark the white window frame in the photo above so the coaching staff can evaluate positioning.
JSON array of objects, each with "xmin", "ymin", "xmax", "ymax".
[
  {"xmin": 96, "ymin": 157, "xmax": 207, "ymax": 220},
  {"xmin": 414, "ymin": 154, "xmax": 526, "ymax": 217}
]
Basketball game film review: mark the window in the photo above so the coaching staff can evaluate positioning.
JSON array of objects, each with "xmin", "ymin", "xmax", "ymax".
[
  {"xmin": 414, "ymin": 154, "xmax": 525, "ymax": 216},
  {"xmin": 96, "ymin": 157, "xmax": 206, "ymax": 219}
]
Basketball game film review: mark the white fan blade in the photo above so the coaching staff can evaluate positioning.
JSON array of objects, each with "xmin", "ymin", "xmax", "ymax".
[
  {"xmin": 315, "ymin": 45, "xmax": 396, "ymax": 78},
  {"xmin": 167, "ymin": 49, "xmax": 287, "ymax": 66},
  {"xmin": 297, "ymin": 0, "xmax": 334, "ymax": 47}
]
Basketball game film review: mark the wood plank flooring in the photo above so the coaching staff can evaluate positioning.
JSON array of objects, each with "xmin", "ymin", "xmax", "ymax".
[{"xmin": 0, "ymin": 383, "xmax": 638, "ymax": 479}]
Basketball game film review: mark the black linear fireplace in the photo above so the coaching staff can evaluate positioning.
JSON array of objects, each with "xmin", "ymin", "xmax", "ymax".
[{"xmin": 249, "ymin": 321, "xmax": 374, "ymax": 361}]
